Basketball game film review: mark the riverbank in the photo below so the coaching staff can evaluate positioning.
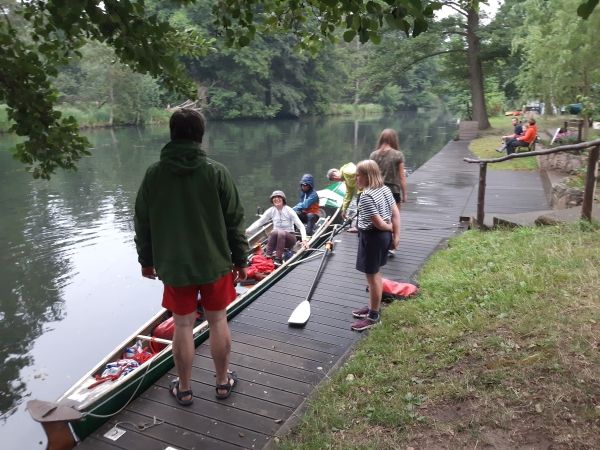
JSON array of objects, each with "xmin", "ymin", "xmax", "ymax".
[
  {"xmin": 277, "ymin": 221, "xmax": 600, "ymax": 449},
  {"xmin": 0, "ymin": 103, "xmax": 388, "ymax": 133}
]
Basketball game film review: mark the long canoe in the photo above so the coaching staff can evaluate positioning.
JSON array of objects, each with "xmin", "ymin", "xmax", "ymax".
[{"xmin": 55, "ymin": 201, "xmax": 342, "ymax": 441}]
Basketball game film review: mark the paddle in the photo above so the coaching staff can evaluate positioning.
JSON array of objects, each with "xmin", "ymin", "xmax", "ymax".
[{"xmin": 288, "ymin": 220, "xmax": 350, "ymax": 326}]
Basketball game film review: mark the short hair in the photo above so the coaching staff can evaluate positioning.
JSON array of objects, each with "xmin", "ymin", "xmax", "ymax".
[
  {"xmin": 511, "ymin": 117, "xmax": 518, "ymax": 122},
  {"xmin": 376, "ymin": 128, "xmax": 399, "ymax": 151},
  {"xmin": 170, "ymin": 108, "xmax": 205, "ymax": 143},
  {"xmin": 356, "ymin": 160, "xmax": 384, "ymax": 189},
  {"xmin": 327, "ymin": 168, "xmax": 338, "ymax": 180},
  {"xmin": 528, "ymin": 118, "xmax": 536, "ymax": 125}
]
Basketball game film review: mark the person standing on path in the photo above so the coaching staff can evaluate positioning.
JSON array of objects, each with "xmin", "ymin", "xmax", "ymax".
[
  {"xmin": 134, "ymin": 108, "xmax": 249, "ymax": 404},
  {"xmin": 350, "ymin": 160, "xmax": 400, "ymax": 332},
  {"xmin": 327, "ymin": 163, "xmax": 361, "ymax": 232},
  {"xmin": 370, "ymin": 128, "xmax": 407, "ymax": 212},
  {"xmin": 370, "ymin": 128, "xmax": 406, "ymax": 257}
]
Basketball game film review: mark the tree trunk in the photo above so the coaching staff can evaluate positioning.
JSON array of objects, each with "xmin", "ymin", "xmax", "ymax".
[
  {"xmin": 466, "ymin": 8, "xmax": 490, "ymax": 130},
  {"xmin": 109, "ymin": 83, "xmax": 114, "ymax": 127},
  {"xmin": 198, "ymin": 85, "xmax": 208, "ymax": 107}
]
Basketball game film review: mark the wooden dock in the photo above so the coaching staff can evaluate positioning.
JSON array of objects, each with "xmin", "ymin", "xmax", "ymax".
[{"xmin": 75, "ymin": 139, "xmax": 549, "ymax": 449}]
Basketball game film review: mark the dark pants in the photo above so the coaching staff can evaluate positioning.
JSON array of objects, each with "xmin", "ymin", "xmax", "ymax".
[
  {"xmin": 506, "ymin": 139, "xmax": 530, "ymax": 155},
  {"xmin": 297, "ymin": 212, "xmax": 318, "ymax": 235},
  {"xmin": 356, "ymin": 228, "xmax": 392, "ymax": 274},
  {"xmin": 266, "ymin": 230, "xmax": 297, "ymax": 260}
]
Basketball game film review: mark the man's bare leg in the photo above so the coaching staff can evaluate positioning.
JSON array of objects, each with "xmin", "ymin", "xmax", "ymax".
[
  {"xmin": 171, "ymin": 311, "xmax": 196, "ymax": 402},
  {"xmin": 204, "ymin": 308, "xmax": 233, "ymax": 396}
]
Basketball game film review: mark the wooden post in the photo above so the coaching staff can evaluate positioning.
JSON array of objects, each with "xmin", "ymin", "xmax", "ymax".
[
  {"xmin": 581, "ymin": 145, "xmax": 599, "ymax": 221},
  {"xmin": 564, "ymin": 120, "xmax": 568, "ymax": 133},
  {"xmin": 477, "ymin": 162, "xmax": 487, "ymax": 228},
  {"xmin": 578, "ymin": 120, "xmax": 584, "ymax": 143}
]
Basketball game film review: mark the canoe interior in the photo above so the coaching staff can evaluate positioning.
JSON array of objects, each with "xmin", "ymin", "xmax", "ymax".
[{"xmin": 58, "ymin": 208, "xmax": 340, "ymax": 441}]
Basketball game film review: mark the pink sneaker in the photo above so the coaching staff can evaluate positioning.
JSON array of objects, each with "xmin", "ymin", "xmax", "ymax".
[
  {"xmin": 350, "ymin": 316, "xmax": 380, "ymax": 331},
  {"xmin": 352, "ymin": 306, "xmax": 370, "ymax": 318}
]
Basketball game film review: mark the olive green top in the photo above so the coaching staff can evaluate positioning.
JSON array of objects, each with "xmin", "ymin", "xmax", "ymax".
[{"xmin": 134, "ymin": 140, "xmax": 248, "ymax": 286}]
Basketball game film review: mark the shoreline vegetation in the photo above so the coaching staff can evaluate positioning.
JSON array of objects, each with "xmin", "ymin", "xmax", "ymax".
[
  {"xmin": 278, "ymin": 221, "xmax": 600, "ymax": 449},
  {"xmin": 0, "ymin": 103, "xmax": 388, "ymax": 134}
]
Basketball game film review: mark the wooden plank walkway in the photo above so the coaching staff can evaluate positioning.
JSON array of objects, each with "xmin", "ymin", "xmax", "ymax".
[{"xmin": 76, "ymin": 140, "xmax": 548, "ymax": 450}]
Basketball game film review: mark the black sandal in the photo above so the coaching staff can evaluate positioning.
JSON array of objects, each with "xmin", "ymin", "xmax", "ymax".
[
  {"xmin": 215, "ymin": 371, "xmax": 238, "ymax": 400},
  {"xmin": 169, "ymin": 379, "xmax": 193, "ymax": 406}
]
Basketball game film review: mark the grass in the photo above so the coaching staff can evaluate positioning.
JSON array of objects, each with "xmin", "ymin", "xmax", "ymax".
[
  {"xmin": 276, "ymin": 222, "xmax": 600, "ymax": 449},
  {"xmin": 329, "ymin": 103, "xmax": 385, "ymax": 115},
  {"xmin": 468, "ymin": 136, "xmax": 539, "ymax": 171}
]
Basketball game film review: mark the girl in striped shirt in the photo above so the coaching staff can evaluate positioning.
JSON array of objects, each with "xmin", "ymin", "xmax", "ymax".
[{"xmin": 351, "ymin": 160, "xmax": 401, "ymax": 331}]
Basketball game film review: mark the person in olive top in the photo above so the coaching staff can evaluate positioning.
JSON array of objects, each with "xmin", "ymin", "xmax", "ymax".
[
  {"xmin": 370, "ymin": 128, "xmax": 407, "ymax": 211},
  {"xmin": 134, "ymin": 109, "xmax": 248, "ymax": 405}
]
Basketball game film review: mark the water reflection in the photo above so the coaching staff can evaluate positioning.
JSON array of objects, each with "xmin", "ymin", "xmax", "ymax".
[{"xmin": 0, "ymin": 111, "xmax": 455, "ymax": 448}]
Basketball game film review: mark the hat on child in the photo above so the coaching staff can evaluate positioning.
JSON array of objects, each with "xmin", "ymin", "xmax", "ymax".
[
  {"xmin": 326, "ymin": 168, "xmax": 338, "ymax": 180},
  {"xmin": 270, "ymin": 190, "xmax": 287, "ymax": 204}
]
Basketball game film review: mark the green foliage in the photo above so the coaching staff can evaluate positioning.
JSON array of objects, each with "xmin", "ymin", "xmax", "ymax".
[
  {"xmin": 515, "ymin": 0, "xmax": 600, "ymax": 112},
  {"xmin": 211, "ymin": 0, "xmax": 441, "ymax": 54},
  {"xmin": 0, "ymin": 0, "xmax": 213, "ymax": 179},
  {"xmin": 485, "ymin": 77, "xmax": 506, "ymax": 117},
  {"xmin": 373, "ymin": 84, "xmax": 403, "ymax": 112}
]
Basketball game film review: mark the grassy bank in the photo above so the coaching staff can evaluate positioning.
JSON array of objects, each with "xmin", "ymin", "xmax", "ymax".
[
  {"xmin": 329, "ymin": 103, "xmax": 385, "ymax": 115},
  {"xmin": 278, "ymin": 222, "xmax": 600, "ymax": 449},
  {"xmin": 0, "ymin": 104, "xmax": 173, "ymax": 133}
]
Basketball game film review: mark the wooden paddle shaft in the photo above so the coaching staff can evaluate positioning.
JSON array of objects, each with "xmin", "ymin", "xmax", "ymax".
[{"xmin": 304, "ymin": 241, "xmax": 333, "ymax": 303}]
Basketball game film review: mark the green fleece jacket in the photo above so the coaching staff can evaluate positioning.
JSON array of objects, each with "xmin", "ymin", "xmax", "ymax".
[{"xmin": 134, "ymin": 140, "xmax": 248, "ymax": 286}]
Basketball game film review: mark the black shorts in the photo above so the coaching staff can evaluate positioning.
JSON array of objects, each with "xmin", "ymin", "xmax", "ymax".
[
  {"xmin": 356, "ymin": 228, "xmax": 392, "ymax": 274},
  {"xmin": 392, "ymin": 192, "xmax": 401, "ymax": 204}
]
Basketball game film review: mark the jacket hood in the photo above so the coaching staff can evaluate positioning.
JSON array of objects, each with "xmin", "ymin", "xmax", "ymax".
[
  {"xmin": 299, "ymin": 174, "xmax": 315, "ymax": 190},
  {"xmin": 160, "ymin": 140, "xmax": 206, "ymax": 175}
]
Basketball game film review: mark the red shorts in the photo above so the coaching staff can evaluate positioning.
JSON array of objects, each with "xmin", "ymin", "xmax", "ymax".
[{"xmin": 162, "ymin": 272, "xmax": 237, "ymax": 316}]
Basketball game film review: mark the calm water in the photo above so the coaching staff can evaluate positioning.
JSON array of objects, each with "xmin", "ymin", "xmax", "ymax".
[{"xmin": 0, "ymin": 111, "xmax": 456, "ymax": 447}]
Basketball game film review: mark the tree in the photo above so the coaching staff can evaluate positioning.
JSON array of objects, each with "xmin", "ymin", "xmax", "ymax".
[
  {"xmin": 0, "ymin": 0, "xmax": 211, "ymax": 179},
  {"xmin": 515, "ymin": 0, "xmax": 600, "ymax": 133},
  {"xmin": 5, "ymin": 0, "xmax": 594, "ymax": 178}
]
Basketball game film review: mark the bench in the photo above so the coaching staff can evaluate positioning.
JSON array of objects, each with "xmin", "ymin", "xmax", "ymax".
[{"xmin": 514, "ymin": 135, "xmax": 539, "ymax": 153}]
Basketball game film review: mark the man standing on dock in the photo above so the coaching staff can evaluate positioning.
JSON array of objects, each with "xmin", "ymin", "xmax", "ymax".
[{"xmin": 134, "ymin": 108, "xmax": 248, "ymax": 404}]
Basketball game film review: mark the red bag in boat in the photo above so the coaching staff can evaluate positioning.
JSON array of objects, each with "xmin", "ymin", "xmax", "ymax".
[
  {"xmin": 151, "ymin": 311, "xmax": 202, "ymax": 351},
  {"xmin": 246, "ymin": 255, "xmax": 275, "ymax": 279},
  {"xmin": 381, "ymin": 278, "xmax": 419, "ymax": 302}
]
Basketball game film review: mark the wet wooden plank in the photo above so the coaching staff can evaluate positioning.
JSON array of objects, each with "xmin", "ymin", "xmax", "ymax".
[
  {"xmin": 189, "ymin": 357, "xmax": 317, "ymax": 396},
  {"xmin": 228, "ymin": 321, "xmax": 346, "ymax": 356},
  {"xmin": 141, "ymin": 384, "xmax": 285, "ymax": 433}
]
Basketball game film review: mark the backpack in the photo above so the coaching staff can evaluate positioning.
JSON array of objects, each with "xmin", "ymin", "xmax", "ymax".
[{"xmin": 367, "ymin": 277, "xmax": 420, "ymax": 302}]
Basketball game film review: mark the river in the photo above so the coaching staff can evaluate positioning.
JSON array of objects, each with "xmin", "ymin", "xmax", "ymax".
[{"xmin": 0, "ymin": 110, "xmax": 456, "ymax": 448}]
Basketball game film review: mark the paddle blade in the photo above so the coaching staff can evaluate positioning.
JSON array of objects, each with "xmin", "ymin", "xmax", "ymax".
[{"xmin": 288, "ymin": 300, "xmax": 311, "ymax": 326}]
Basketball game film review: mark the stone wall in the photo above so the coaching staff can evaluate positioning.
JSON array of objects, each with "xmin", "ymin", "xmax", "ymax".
[
  {"xmin": 537, "ymin": 151, "xmax": 586, "ymax": 173},
  {"xmin": 550, "ymin": 183, "xmax": 584, "ymax": 209}
]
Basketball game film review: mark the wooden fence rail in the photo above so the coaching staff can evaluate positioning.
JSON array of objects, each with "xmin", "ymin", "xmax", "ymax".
[{"xmin": 464, "ymin": 139, "xmax": 600, "ymax": 227}]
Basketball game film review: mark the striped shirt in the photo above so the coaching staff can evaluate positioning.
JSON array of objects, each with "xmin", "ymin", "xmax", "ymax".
[{"xmin": 357, "ymin": 186, "xmax": 395, "ymax": 230}]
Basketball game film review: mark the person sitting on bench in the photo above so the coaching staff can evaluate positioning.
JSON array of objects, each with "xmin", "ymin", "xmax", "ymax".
[
  {"xmin": 506, "ymin": 118, "xmax": 537, "ymax": 155},
  {"xmin": 496, "ymin": 117, "xmax": 523, "ymax": 152}
]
